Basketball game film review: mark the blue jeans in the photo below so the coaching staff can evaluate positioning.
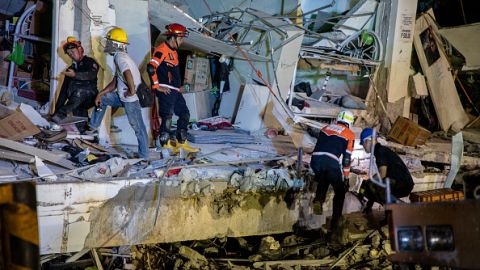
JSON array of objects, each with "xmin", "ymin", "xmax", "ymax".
[{"xmin": 90, "ymin": 92, "xmax": 149, "ymax": 159}]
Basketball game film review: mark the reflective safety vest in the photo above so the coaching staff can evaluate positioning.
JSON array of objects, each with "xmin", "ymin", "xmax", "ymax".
[{"xmin": 148, "ymin": 42, "xmax": 181, "ymax": 90}]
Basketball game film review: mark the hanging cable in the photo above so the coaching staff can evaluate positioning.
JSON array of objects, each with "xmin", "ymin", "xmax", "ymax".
[{"xmin": 227, "ymin": 31, "xmax": 295, "ymax": 119}]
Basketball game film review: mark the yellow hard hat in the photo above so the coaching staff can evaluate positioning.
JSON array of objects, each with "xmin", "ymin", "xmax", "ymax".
[
  {"xmin": 106, "ymin": 27, "xmax": 128, "ymax": 44},
  {"xmin": 66, "ymin": 36, "xmax": 77, "ymax": 43}
]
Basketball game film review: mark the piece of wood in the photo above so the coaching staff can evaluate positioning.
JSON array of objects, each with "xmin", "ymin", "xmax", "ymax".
[
  {"xmin": 412, "ymin": 12, "xmax": 469, "ymax": 131},
  {"xmin": 462, "ymin": 128, "xmax": 480, "ymax": 144},
  {"xmin": 0, "ymin": 148, "xmax": 35, "ymax": 163},
  {"xmin": 0, "ymin": 138, "xmax": 75, "ymax": 169},
  {"xmin": 73, "ymin": 139, "xmax": 110, "ymax": 153},
  {"xmin": 298, "ymin": 58, "xmax": 360, "ymax": 73},
  {"xmin": 466, "ymin": 116, "xmax": 480, "ymax": 128},
  {"xmin": 91, "ymin": 249, "xmax": 104, "ymax": 270},
  {"xmin": 253, "ymin": 258, "xmax": 336, "ymax": 268},
  {"xmin": 65, "ymin": 249, "xmax": 90, "ymax": 263}
]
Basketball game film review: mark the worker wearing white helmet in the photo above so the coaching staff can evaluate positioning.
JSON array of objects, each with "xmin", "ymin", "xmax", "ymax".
[{"xmin": 310, "ymin": 110, "xmax": 355, "ymax": 237}]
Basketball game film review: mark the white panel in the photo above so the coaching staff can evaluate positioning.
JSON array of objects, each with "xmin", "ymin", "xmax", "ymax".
[
  {"xmin": 385, "ymin": 0, "xmax": 417, "ymax": 102},
  {"xmin": 111, "ymin": 0, "xmax": 150, "ymax": 66},
  {"xmin": 101, "ymin": 0, "xmax": 152, "ymax": 146},
  {"xmin": 234, "ymin": 84, "xmax": 271, "ymax": 132},
  {"xmin": 439, "ymin": 23, "xmax": 480, "ymax": 70},
  {"xmin": 182, "ymin": 90, "xmax": 216, "ymax": 121}
]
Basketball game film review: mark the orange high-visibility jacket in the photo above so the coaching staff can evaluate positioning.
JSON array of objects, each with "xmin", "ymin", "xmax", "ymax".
[
  {"xmin": 148, "ymin": 42, "xmax": 181, "ymax": 90},
  {"xmin": 313, "ymin": 123, "xmax": 355, "ymax": 177}
]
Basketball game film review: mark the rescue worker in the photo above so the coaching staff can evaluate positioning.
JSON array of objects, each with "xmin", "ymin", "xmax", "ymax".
[
  {"xmin": 359, "ymin": 128, "xmax": 414, "ymax": 213},
  {"xmin": 147, "ymin": 23, "xmax": 199, "ymax": 154},
  {"xmin": 88, "ymin": 27, "xmax": 149, "ymax": 159},
  {"xmin": 310, "ymin": 110, "xmax": 355, "ymax": 231},
  {"xmin": 52, "ymin": 36, "xmax": 98, "ymax": 130}
]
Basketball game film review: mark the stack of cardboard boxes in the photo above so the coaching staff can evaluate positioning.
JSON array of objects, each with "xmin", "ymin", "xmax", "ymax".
[
  {"xmin": 181, "ymin": 55, "xmax": 215, "ymax": 121},
  {"xmin": 183, "ymin": 55, "xmax": 211, "ymax": 92}
]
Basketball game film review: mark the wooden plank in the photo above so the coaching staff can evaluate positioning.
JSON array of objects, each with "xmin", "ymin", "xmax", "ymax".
[
  {"xmin": 253, "ymin": 258, "xmax": 336, "ymax": 268},
  {"xmin": 412, "ymin": 12, "xmax": 469, "ymax": 131},
  {"xmin": 0, "ymin": 138, "xmax": 75, "ymax": 169},
  {"xmin": 462, "ymin": 128, "xmax": 480, "ymax": 144},
  {"xmin": 0, "ymin": 148, "xmax": 35, "ymax": 163},
  {"xmin": 298, "ymin": 59, "xmax": 360, "ymax": 73}
]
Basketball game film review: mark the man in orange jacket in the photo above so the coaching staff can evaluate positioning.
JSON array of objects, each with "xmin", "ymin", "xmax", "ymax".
[
  {"xmin": 310, "ymin": 110, "xmax": 355, "ymax": 231},
  {"xmin": 147, "ymin": 23, "xmax": 199, "ymax": 154}
]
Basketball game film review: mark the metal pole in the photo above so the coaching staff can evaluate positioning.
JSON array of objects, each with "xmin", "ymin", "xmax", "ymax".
[{"xmin": 385, "ymin": 177, "xmax": 391, "ymax": 204}]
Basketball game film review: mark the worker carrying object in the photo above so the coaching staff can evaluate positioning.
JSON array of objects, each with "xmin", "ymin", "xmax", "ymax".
[
  {"xmin": 358, "ymin": 128, "xmax": 415, "ymax": 213},
  {"xmin": 52, "ymin": 36, "xmax": 99, "ymax": 132},
  {"xmin": 310, "ymin": 110, "xmax": 355, "ymax": 231},
  {"xmin": 147, "ymin": 23, "xmax": 199, "ymax": 154}
]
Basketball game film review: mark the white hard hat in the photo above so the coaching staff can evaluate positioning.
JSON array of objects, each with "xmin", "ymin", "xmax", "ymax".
[{"xmin": 336, "ymin": 110, "xmax": 354, "ymax": 127}]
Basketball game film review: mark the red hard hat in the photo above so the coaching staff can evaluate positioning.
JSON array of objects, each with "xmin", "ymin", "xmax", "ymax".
[{"xmin": 163, "ymin": 23, "xmax": 189, "ymax": 37}]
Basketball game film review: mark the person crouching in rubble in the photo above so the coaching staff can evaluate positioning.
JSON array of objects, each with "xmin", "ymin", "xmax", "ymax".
[
  {"xmin": 88, "ymin": 27, "xmax": 149, "ymax": 160},
  {"xmin": 147, "ymin": 23, "xmax": 199, "ymax": 155},
  {"xmin": 310, "ymin": 110, "xmax": 355, "ymax": 233},
  {"xmin": 51, "ymin": 37, "xmax": 98, "ymax": 132},
  {"xmin": 358, "ymin": 128, "xmax": 415, "ymax": 213}
]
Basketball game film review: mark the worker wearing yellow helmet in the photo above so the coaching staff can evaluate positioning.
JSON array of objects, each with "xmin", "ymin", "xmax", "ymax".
[{"xmin": 88, "ymin": 27, "xmax": 149, "ymax": 159}]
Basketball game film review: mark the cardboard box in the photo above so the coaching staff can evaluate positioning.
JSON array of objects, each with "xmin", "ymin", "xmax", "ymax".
[
  {"xmin": 184, "ymin": 55, "xmax": 211, "ymax": 91},
  {"xmin": 410, "ymin": 188, "xmax": 464, "ymax": 203},
  {"xmin": 388, "ymin": 116, "xmax": 431, "ymax": 146},
  {"xmin": 0, "ymin": 104, "xmax": 40, "ymax": 140}
]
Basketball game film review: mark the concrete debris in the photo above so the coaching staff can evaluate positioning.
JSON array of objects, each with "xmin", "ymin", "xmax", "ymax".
[
  {"xmin": 178, "ymin": 245, "xmax": 209, "ymax": 268},
  {"xmin": 69, "ymin": 157, "xmax": 141, "ymax": 180},
  {"xmin": 179, "ymin": 167, "xmax": 236, "ymax": 183},
  {"xmin": 230, "ymin": 168, "xmax": 303, "ymax": 193},
  {"xmin": 125, "ymin": 211, "xmax": 392, "ymax": 270},
  {"xmin": 258, "ymin": 236, "xmax": 281, "ymax": 253}
]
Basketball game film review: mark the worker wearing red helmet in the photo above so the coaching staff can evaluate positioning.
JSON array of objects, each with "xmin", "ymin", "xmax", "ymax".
[
  {"xmin": 147, "ymin": 23, "xmax": 199, "ymax": 154},
  {"xmin": 52, "ymin": 36, "xmax": 98, "ymax": 131}
]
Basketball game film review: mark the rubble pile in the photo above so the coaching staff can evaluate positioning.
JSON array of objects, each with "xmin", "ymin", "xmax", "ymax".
[{"xmin": 130, "ymin": 214, "xmax": 393, "ymax": 270}]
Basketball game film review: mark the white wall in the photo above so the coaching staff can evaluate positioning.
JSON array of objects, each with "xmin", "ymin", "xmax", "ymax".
[{"xmin": 108, "ymin": 0, "xmax": 152, "ymax": 147}]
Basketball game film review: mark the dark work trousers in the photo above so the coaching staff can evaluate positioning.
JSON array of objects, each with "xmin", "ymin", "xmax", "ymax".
[
  {"xmin": 54, "ymin": 87, "xmax": 97, "ymax": 131},
  {"xmin": 156, "ymin": 90, "xmax": 190, "ymax": 134},
  {"xmin": 311, "ymin": 155, "xmax": 345, "ymax": 229},
  {"xmin": 362, "ymin": 178, "xmax": 414, "ymax": 206}
]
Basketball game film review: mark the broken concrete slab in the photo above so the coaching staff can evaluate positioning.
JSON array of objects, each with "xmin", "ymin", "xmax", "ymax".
[{"xmin": 37, "ymin": 180, "xmax": 306, "ymax": 254}]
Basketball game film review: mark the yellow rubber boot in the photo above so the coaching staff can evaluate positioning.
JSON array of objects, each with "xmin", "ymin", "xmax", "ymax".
[
  {"xmin": 163, "ymin": 139, "xmax": 179, "ymax": 153},
  {"xmin": 177, "ymin": 140, "xmax": 200, "ymax": 153}
]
